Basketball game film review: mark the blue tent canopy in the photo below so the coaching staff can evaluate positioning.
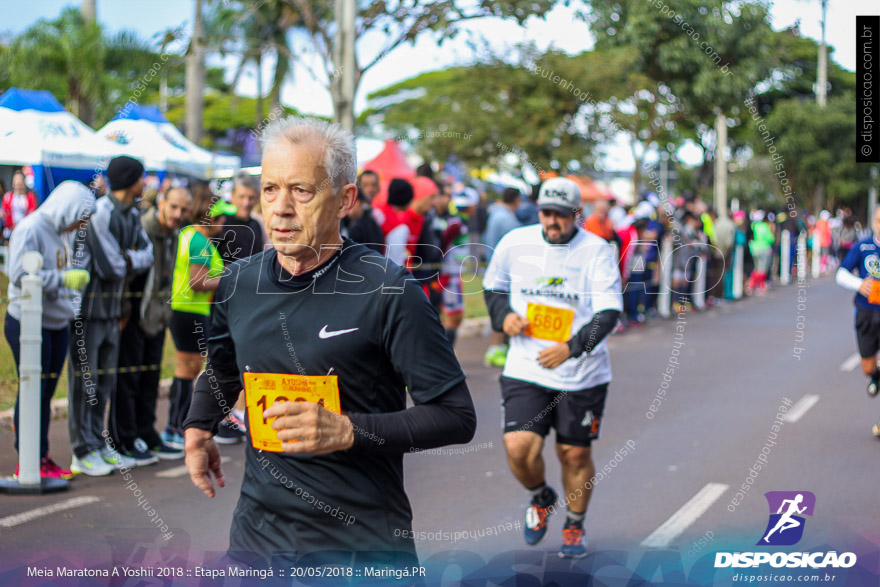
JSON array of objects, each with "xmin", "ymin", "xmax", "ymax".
[
  {"xmin": 0, "ymin": 88, "xmax": 66, "ymax": 113},
  {"xmin": 112, "ymin": 103, "xmax": 169, "ymax": 124}
]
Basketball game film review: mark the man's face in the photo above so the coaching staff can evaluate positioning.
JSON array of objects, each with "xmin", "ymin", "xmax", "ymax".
[
  {"xmin": 261, "ymin": 140, "xmax": 356, "ymax": 261},
  {"xmin": 411, "ymin": 194, "xmax": 437, "ymax": 216},
  {"xmin": 12, "ymin": 175, "xmax": 25, "ymax": 193},
  {"xmin": 231, "ymin": 183, "xmax": 258, "ymax": 220},
  {"xmin": 540, "ymin": 208, "xmax": 577, "ymax": 243},
  {"xmin": 130, "ymin": 176, "xmax": 145, "ymax": 201},
  {"xmin": 872, "ymin": 208, "xmax": 880, "ymax": 239},
  {"xmin": 159, "ymin": 189, "xmax": 192, "ymax": 230},
  {"xmin": 435, "ymin": 193, "xmax": 451, "ymax": 214},
  {"xmin": 358, "ymin": 173, "xmax": 380, "ymax": 200},
  {"xmin": 593, "ymin": 199, "xmax": 609, "ymax": 218}
]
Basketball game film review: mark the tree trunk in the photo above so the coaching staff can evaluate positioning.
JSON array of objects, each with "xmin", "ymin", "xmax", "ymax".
[
  {"xmin": 255, "ymin": 53, "xmax": 264, "ymax": 132},
  {"xmin": 185, "ymin": 0, "xmax": 205, "ymax": 143},
  {"xmin": 812, "ymin": 182, "xmax": 825, "ymax": 214},
  {"xmin": 81, "ymin": 0, "xmax": 96, "ymax": 22},
  {"xmin": 332, "ymin": 0, "xmax": 356, "ymax": 132},
  {"xmin": 79, "ymin": 1, "xmax": 97, "ymax": 126}
]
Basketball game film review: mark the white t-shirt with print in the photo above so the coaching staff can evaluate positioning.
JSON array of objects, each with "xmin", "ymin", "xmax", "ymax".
[{"xmin": 482, "ymin": 224, "xmax": 623, "ymax": 391}]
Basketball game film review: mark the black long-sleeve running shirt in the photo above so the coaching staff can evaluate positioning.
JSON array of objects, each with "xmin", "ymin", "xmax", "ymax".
[{"xmin": 183, "ymin": 240, "xmax": 475, "ymax": 559}]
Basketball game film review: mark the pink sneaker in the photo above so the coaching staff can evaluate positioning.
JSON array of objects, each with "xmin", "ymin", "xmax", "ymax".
[{"xmin": 41, "ymin": 457, "xmax": 76, "ymax": 479}]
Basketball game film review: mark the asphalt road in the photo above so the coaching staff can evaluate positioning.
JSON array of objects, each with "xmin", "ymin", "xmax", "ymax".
[{"xmin": 0, "ymin": 275, "xmax": 878, "ymax": 585}]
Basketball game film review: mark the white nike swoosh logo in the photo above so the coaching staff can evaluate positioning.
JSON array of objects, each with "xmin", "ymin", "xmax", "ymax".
[{"xmin": 319, "ymin": 325, "xmax": 359, "ymax": 339}]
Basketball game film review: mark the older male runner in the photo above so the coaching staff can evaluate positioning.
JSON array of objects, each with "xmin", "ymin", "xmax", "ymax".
[
  {"xmin": 184, "ymin": 117, "xmax": 476, "ymax": 567},
  {"xmin": 483, "ymin": 176, "xmax": 622, "ymax": 558}
]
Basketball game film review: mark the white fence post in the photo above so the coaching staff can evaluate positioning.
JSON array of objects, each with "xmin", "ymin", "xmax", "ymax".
[
  {"xmin": 733, "ymin": 243, "xmax": 744, "ymax": 299},
  {"xmin": 797, "ymin": 231, "xmax": 807, "ymax": 284},
  {"xmin": 780, "ymin": 230, "xmax": 791, "ymax": 285},
  {"xmin": 0, "ymin": 252, "xmax": 69, "ymax": 494},
  {"xmin": 658, "ymin": 235, "xmax": 673, "ymax": 318},
  {"xmin": 692, "ymin": 255, "xmax": 706, "ymax": 309}
]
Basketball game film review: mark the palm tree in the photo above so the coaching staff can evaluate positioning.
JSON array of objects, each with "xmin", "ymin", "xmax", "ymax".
[
  {"xmin": 208, "ymin": 0, "xmax": 299, "ymax": 130},
  {"xmin": 186, "ymin": 0, "xmax": 206, "ymax": 143},
  {"xmin": 4, "ymin": 8, "xmax": 105, "ymax": 125}
]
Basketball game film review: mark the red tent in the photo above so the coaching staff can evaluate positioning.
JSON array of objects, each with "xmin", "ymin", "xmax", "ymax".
[{"xmin": 362, "ymin": 140, "xmax": 415, "ymax": 207}]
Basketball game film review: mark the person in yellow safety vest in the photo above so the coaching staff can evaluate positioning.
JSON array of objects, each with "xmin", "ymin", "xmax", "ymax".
[{"xmin": 163, "ymin": 193, "xmax": 236, "ymax": 450}]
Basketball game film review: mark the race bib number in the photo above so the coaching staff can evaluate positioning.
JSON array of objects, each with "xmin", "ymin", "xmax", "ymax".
[
  {"xmin": 243, "ymin": 373, "xmax": 341, "ymax": 452},
  {"xmin": 870, "ymin": 281, "xmax": 880, "ymax": 305},
  {"xmin": 525, "ymin": 303, "xmax": 574, "ymax": 343}
]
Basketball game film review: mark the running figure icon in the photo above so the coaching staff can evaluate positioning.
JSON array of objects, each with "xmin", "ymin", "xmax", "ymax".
[{"xmin": 762, "ymin": 494, "xmax": 807, "ymax": 544}]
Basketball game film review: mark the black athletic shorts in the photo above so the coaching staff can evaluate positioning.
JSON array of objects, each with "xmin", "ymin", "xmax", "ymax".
[
  {"xmin": 500, "ymin": 375, "xmax": 608, "ymax": 447},
  {"xmin": 855, "ymin": 306, "xmax": 880, "ymax": 358},
  {"xmin": 169, "ymin": 311, "xmax": 209, "ymax": 354}
]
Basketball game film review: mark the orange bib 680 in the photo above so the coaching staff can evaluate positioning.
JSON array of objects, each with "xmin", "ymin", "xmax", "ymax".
[
  {"xmin": 524, "ymin": 303, "xmax": 575, "ymax": 343},
  {"xmin": 243, "ymin": 373, "xmax": 341, "ymax": 452}
]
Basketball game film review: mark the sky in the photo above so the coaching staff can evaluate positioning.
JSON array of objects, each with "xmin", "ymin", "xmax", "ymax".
[{"xmin": 0, "ymin": 0, "xmax": 866, "ymax": 170}]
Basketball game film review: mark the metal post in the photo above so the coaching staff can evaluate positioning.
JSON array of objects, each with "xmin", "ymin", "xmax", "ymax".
[
  {"xmin": 658, "ymin": 235, "xmax": 673, "ymax": 318},
  {"xmin": 780, "ymin": 230, "xmax": 791, "ymax": 285},
  {"xmin": 0, "ymin": 252, "xmax": 68, "ymax": 494},
  {"xmin": 733, "ymin": 243, "xmax": 744, "ymax": 299}
]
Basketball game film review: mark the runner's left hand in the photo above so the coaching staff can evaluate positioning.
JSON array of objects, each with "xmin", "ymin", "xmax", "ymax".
[
  {"xmin": 536, "ymin": 343, "xmax": 570, "ymax": 369},
  {"xmin": 265, "ymin": 401, "xmax": 355, "ymax": 454}
]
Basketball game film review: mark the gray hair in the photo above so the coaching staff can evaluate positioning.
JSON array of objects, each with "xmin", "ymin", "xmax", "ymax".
[
  {"xmin": 233, "ymin": 170, "xmax": 260, "ymax": 193},
  {"xmin": 260, "ymin": 116, "xmax": 357, "ymax": 193}
]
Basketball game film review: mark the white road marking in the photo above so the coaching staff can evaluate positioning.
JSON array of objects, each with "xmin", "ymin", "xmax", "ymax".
[
  {"xmin": 0, "ymin": 496, "xmax": 102, "ymax": 528},
  {"xmin": 783, "ymin": 395, "xmax": 819, "ymax": 423},
  {"xmin": 156, "ymin": 456, "xmax": 231, "ymax": 478},
  {"xmin": 840, "ymin": 353, "xmax": 861, "ymax": 372},
  {"xmin": 641, "ymin": 483, "xmax": 729, "ymax": 548}
]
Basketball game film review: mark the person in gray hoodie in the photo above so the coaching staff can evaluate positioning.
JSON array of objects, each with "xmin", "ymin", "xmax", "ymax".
[
  {"xmin": 4, "ymin": 180, "xmax": 95, "ymax": 479},
  {"xmin": 68, "ymin": 156, "xmax": 154, "ymax": 476},
  {"xmin": 110, "ymin": 186, "xmax": 191, "ymax": 463}
]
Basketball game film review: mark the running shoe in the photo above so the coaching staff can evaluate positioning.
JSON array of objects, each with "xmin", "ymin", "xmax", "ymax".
[
  {"xmin": 215, "ymin": 419, "xmax": 245, "ymax": 445},
  {"xmin": 868, "ymin": 378, "xmax": 879, "ymax": 398},
  {"xmin": 161, "ymin": 428, "xmax": 185, "ymax": 450},
  {"xmin": 229, "ymin": 411, "xmax": 248, "ymax": 433},
  {"xmin": 41, "ymin": 457, "xmax": 76, "ymax": 479},
  {"xmin": 124, "ymin": 438, "xmax": 159, "ymax": 467},
  {"xmin": 524, "ymin": 486, "xmax": 557, "ymax": 545},
  {"xmin": 558, "ymin": 520, "xmax": 588, "ymax": 559},
  {"xmin": 149, "ymin": 440, "xmax": 185, "ymax": 460},
  {"xmin": 483, "ymin": 345, "xmax": 508, "ymax": 368},
  {"xmin": 70, "ymin": 450, "xmax": 115, "ymax": 476},
  {"xmin": 873, "ymin": 420, "xmax": 880, "ymax": 437},
  {"xmin": 100, "ymin": 445, "xmax": 137, "ymax": 469}
]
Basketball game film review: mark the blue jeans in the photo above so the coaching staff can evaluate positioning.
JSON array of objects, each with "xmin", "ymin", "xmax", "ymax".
[
  {"xmin": 624, "ymin": 272, "xmax": 650, "ymax": 320},
  {"xmin": 4, "ymin": 314, "xmax": 69, "ymax": 458}
]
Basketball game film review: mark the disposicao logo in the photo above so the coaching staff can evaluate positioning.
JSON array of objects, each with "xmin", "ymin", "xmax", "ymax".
[
  {"xmin": 759, "ymin": 490, "xmax": 814, "ymax": 546},
  {"xmin": 714, "ymin": 491, "xmax": 857, "ymax": 570}
]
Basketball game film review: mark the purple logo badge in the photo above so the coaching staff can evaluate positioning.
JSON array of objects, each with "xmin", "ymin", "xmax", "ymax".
[{"xmin": 758, "ymin": 491, "xmax": 816, "ymax": 546}]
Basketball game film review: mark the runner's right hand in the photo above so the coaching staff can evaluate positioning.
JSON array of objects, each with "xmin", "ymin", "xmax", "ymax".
[
  {"xmin": 185, "ymin": 428, "xmax": 226, "ymax": 498},
  {"xmin": 859, "ymin": 277, "xmax": 874, "ymax": 297},
  {"xmin": 503, "ymin": 312, "xmax": 529, "ymax": 337}
]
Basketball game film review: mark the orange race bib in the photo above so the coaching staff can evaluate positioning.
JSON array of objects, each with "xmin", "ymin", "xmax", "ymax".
[
  {"xmin": 870, "ymin": 281, "xmax": 880, "ymax": 305},
  {"xmin": 524, "ymin": 303, "xmax": 575, "ymax": 343},
  {"xmin": 243, "ymin": 373, "xmax": 341, "ymax": 452}
]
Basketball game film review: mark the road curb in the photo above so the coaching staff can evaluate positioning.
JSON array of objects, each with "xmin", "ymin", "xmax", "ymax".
[{"xmin": 0, "ymin": 317, "xmax": 494, "ymax": 429}]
